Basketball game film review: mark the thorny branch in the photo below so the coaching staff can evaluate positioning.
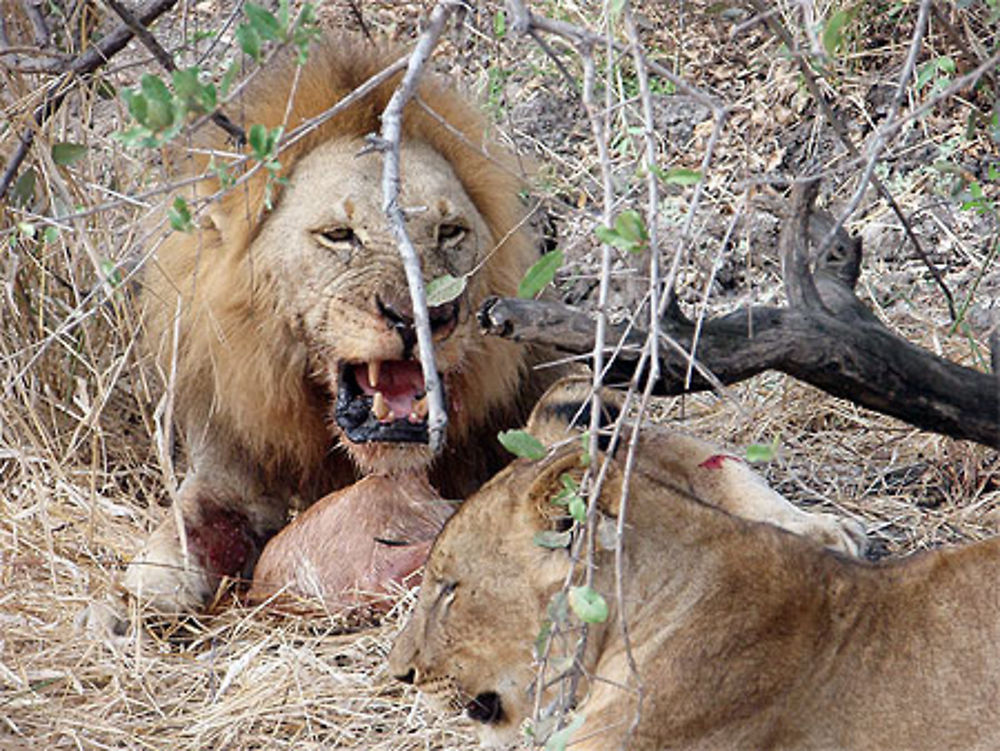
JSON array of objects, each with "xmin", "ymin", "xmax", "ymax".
[{"xmin": 372, "ymin": 0, "xmax": 458, "ymax": 454}]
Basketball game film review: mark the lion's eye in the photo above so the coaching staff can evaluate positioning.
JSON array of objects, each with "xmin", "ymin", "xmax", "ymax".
[
  {"xmin": 437, "ymin": 223, "xmax": 466, "ymax": 246},
  {"xmin": 315, "ymin": 227, "xmax": 357, "ymax": 246}
]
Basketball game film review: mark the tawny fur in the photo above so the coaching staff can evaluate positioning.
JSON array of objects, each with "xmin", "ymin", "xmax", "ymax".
[
  {"xmin": 125, "ymin": 34, "xmax": 556, "ymax": 611},
  {"xmin": 390, "ymin": 438, "xmax": 1000, "ymax": 750}
]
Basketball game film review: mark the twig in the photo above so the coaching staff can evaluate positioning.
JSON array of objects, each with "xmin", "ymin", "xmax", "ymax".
[
  {"xmin": 0, "ymin": 0, "xmax": 180, "ymax": 200},
  {"xmin": 102, "ymin": 0, "xmax": 246, "ymax": 145},
  {"xmin": 373, "ymin": 1, "xmax": 457, "ymax": 454},
  {"xmin": 743, "ymin": 0, "xmax": 958, "ymax": 320}
]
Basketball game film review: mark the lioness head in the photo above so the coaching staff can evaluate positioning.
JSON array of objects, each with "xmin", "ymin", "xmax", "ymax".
[
  {"xmin": 388, "ymin": 447, "xmax": 607, "ymax": 747},
  {"xmin": 145, "ymin": 35, "xmax": 538, "ymax": 479}
]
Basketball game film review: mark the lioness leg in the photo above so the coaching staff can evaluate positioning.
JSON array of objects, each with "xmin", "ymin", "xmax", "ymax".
[{"xmin": 641, "ymin": 431, "xmax": 867, "ymax": 556}]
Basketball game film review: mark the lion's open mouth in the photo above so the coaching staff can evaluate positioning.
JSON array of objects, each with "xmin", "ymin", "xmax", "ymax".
[
  {"xmin": 335, "ymin": 360, "xmax": 444, "ymax": 444},
  {"xmin": 466, "ymin": 691, "xmax": 505, "ymax": 725}
]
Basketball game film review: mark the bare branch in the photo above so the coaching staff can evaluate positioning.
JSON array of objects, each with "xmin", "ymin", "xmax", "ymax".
[
  {"xmin": 744, "ymin": 0, "xmax": 959, "ymax": 321},
  {"xmin": 480, "ymin": 187, "xmax": 999, "ymax": 449},
  {"xmin": 374, "ymin": 1, "xmax": 456, "ymax": 454}
]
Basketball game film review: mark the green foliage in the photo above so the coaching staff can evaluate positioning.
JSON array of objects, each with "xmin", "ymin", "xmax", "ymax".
[
  {"xmin": 595, "ymin": 210, "xmax": 648, "ymax": 254},
  {"xmin": 915, "ymin": 56, "xmax": 956, "ymax": 96},
  {"xmin": 822, "ymin": 6, "xmax": 859, "ymax": 56},
  {"xmin": 498, "ymin": 429, "xmax": 547, "ymax": 460},
  {"xmin": 745, "ymin": 434, "xmax": 780, "ymax": 463},
  {"xmin": 517, "ymin": 249, "xmax": 563, "ymax": 298},
  {"xmin": 425, "ymin": 274, "xmax": 467, "ymax": 306},
  {"xmin": 650, "ymin": 164, "xmax": 702, "ymax": 186},
  {"xmin": 51, "ymin": 142, "xmax": 88, "ymax": 166},
  {"xmin": 493, "ymin": 9, "xmax": 506, "ymax": 38},
  {"xmin": 168, "ymin": 196, "xmax": 194, "ymax": 233},
  {"xmin": 551, "ymin": 473, "xmax": 586, "ymax": 522},
  {"xmin": 117, "ymin": 68, "xmax": 216, "ymax": 148},
  {"xmin": 568, "ymin": 584, "xmax": 608, "ymax": 623},
  {"xmin": 237, "ymin": 1, "xmax": 320, "ymax": 64}
]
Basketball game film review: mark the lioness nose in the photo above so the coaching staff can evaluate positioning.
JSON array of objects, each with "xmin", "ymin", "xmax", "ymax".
[{"xmin": 393, "ymin": 667, "xmax": 416, "ymax": 685}]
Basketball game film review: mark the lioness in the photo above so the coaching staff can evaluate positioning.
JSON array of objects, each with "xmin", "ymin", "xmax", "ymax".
[
  {"xmin": 125, "ymin": 35, "xmax": 555, "ymax": 611},
  {"xmin": 390, "ymin": 435, "xmax": 1000, "ymax": 749}
]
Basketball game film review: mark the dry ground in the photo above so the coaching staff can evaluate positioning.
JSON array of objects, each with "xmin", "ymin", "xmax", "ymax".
[{"xmin": 2, "ymin": 1, "xmax": 999, "ymax": 749}]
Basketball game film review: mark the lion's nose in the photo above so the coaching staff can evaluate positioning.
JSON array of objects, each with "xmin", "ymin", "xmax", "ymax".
[
  {"xmin": 393, "ymin": 667, "xmax": 416, "ymax": 685},
  {"xmin": 376, "ymin": 294, "xmax": 460, "ymax": 354}
]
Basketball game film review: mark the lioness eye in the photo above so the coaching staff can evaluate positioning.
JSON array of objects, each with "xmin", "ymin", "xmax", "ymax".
[
  {"xmin": 437, "ymin": 223, "xmax": 466, "ymax": 246},
  {"xmin": 315, "ymin": 227, "xmax": 356, "ymax": 246}
]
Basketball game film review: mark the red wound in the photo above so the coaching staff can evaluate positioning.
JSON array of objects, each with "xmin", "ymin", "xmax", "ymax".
[
  {"xmin": 187, "ymin": 505, "xmax": 259, "ymax": 578},
  {"xmin": 698, "ymin": 453, "xmax": 742, "ymax": 470}
]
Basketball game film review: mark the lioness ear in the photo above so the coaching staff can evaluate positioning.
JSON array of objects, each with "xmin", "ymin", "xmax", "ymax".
[{"xmin": 525, "ymin": 447, "xmax": 624, "ymax": 522}]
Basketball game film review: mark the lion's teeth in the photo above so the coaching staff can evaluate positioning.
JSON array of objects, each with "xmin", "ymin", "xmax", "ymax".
[
  {"xmin": 411, "ymin": 396, "xmax": 428, "ymax": 420},
  {"xmin": 372, "ymin": 391, "xmax": 390, "ymax": 421},
  {"xmin": 368, "ymin": 360, "xmax": 381, "ymax": 388}
]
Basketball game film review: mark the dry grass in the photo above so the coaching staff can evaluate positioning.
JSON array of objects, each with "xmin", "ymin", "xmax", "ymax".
[{"xmin": 2, "ymin": 1, "xmax": 998, "ymax": 749}]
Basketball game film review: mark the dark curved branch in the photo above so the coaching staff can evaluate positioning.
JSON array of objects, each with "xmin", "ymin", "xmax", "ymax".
[
  {"xmin": 0, "ymin": 0, "xmax": 179, "ymax": 200},
  {"xmin": 479, "ymin": 186, "xmax": 999, "ymax": 449}
]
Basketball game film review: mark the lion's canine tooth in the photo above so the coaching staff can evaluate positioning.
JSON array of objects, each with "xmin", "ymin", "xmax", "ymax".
[
  {"xmin": 373, "ymin": 391, "xmax": 390, "ymax": 421},
  {"xmin": 411, "ymin": 396, "xmax": 429, "ymax": 420},
  {"xmin": 368, "ymin": 360, "xmax": 381, "ymax": 388}
]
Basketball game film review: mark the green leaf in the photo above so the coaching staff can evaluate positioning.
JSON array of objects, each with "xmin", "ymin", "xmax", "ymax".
[
  {"xmin": 568, "ymin": 495, "xmax": 587, "ymax": 522},
  {"xmin": 746, "ymin": 434, "xmax": 780, "ymax": 463},
  {"xmin": 17, "ymin": 222, "xmax": 36, "ymax": 240},
  {"xmin": 545, "ymin": 714, "xmax": 586, "ymax": 751},
  {"xmin": 498, "ymin": 429, "xmax": 546, "ymax": 460},
  {"xmin": 568, "ymin": 585, "xmax": 608, "ymax": 623},
  {"xmin": 493, "ymin": 10, "xmax": 506, "ymax": 38},
  {"xmin": 517, "ymin": 248, "xmax": 563, "ymax": 298},
  {"xmin": 236, "ymin": 23, "xmax": 262, "ymax": 61},
  {"xmin": 245, "ymin": 2, "xmax": 282, "ymax": 41},
  {"xmin": 248, "ymin": 123, "xmax": 268, "ymax": 158},
  {"xmin": 122, "ymin": 90, "xmax": 148, "ymax": 125},
  {"xmin": 140, "ymin": 74, "xmax": 171, "ymax": 104},
  {"xmin": 220, "ymin": 59, "xmax": 241, "ymax": 98},
  {"xmin": 652, "ymin": 164, "xmax": 703, "ymax": 186},
  {"xmin": 51, "ymin": 142, "xmax": 88, "ymax": 166},
  {"xmin": 533, "ymin": 530, "xmax": 572, "ymax": 549},
  {"xmin": 42, "ymin": 225, "xmax": 59, "ymax": 244},
  {"xmin": 168, "ymin": 195, "xmax": 194, "ymax": 232},
  {"xmin": 822, "ymin": 8, "xmax": 852, "ymax": 56},
  {"xmin": 425, "ymin": 274, "xmax": 467, "ymax": 306},
  {"xmin": 614, "ymin": 209, "xmax": 647, "ymax": 243},
  {"xmin": 10, "ymin": 167, "xmax": 36, "ymax": 208}
]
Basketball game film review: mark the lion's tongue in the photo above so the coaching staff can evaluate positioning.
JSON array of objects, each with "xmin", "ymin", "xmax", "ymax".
[{"xmin": 353, "ymin": 361, "xmax": 425, "ymax": 421}]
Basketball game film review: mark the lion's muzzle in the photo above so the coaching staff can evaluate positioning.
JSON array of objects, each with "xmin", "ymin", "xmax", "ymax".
[{"xmin": 335, "ymin": 359, "xmax": 446, "ymax": 444}]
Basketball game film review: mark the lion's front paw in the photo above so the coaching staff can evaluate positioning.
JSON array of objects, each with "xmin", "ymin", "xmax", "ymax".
[
  {"xmin": 788, "ymin": 513, "xmax": 868, "ymax": 558},
  {"xmin": 122, "ymin": 524, "xmax": 213, "ymax": 614}
]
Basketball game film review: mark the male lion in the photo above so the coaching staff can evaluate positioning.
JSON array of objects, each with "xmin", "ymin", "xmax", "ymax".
[
  {"xmin": 124, "ymin": 35, "xmax": 554, "ymax": 612},
  {"xmin": 390, "ymin": 423, "xmax": 1000, "ymax": 749}
]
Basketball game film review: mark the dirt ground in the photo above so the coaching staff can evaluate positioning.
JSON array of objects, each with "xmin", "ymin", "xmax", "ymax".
[{"xmin": 1, "ymin": 1, "xmax": 998, "ymax": 749}]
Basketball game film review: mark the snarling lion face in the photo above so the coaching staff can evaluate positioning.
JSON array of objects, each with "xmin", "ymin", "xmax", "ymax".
[{"xmin": 252, "ymin": 137, "xmax": 497, "ymax": 471}]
